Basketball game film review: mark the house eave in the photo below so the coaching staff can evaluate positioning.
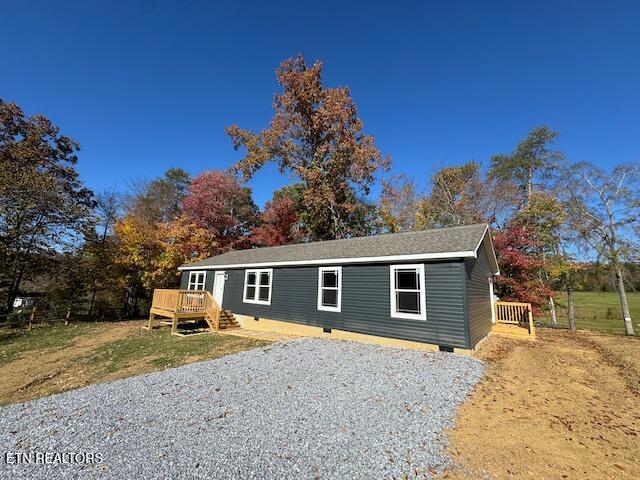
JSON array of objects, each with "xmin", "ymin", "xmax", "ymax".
[{"xmin": 178, "ymin": 250, "xmax": 478, "ymax": 271}]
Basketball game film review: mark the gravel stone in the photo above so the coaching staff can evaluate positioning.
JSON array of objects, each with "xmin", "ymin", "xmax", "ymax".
[{"xmin": 0, "ymin": 338, "xmax": 484, "ymax": 479}]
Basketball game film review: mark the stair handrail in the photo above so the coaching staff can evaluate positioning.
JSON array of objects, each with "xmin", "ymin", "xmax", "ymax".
[{"xmin": 203, "ymin": 291, "xmax": 221, "ymax": 331}]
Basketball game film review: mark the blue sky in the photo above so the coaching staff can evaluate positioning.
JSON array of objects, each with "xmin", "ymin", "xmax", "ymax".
[{"xmin": 2, "ymin": 0, "xmax": 639, "ymax": 207}]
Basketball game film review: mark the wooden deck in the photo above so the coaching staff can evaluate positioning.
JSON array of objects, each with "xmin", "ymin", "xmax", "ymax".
[
  {"xmin": 492, "ymin": 301, "xmax": 536, "ymax": 339},
  {"xmin": 146, "ymin": 289, "xmax": 239, "ymax": 336}
]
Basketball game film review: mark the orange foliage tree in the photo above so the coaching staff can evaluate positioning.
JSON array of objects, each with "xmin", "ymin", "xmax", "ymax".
[{"xmin": 227, "ymin": 55, "xmax": 389, "ymax": 240}]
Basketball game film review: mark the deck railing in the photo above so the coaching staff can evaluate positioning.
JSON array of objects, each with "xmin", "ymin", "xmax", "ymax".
[
  {"xmin": 151, "ymin": 289, "xmax": 222, "ymax": 332},
  {"xmin": 151, "ymin": 289, "xmax": 215, "ymax": 314},
  {"xmin": 495, "ymin": 301, "xmax": 534, "ymax": 335},
  {"xmin": 152, "ymin": 289, "xmax": 180, "ymax": 312}
]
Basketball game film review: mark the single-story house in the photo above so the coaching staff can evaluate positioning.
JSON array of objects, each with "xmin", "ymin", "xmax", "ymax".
[{"xmin": 177, "ymin": 223, "xmax": 499, "ymax": 351}]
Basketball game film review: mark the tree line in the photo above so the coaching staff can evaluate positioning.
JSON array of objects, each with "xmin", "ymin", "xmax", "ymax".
[{"xmin": 1, "ymin": 55, "xmax": 638, "ymax": 334}]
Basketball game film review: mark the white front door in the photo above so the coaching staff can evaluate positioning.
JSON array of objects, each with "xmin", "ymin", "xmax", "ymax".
[{"xmin": 213, "ymin": 271, "xmax": 226, "ymax": 306}]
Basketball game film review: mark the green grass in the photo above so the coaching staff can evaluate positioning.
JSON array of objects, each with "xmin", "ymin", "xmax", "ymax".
[
  {"xmin": 538, "ymin": 291, "xmax": 640, "ymax": 336},
  {"xmin": 0, "ymin": 323, "xmax": 99, "ymax": 367},
  {"xmin": 0, "ymin": 321, "xmax": 270, "ymax": 405},
  {"xmin": 85, "ymin": 327, "xmax": 269, "ymax": 373}
]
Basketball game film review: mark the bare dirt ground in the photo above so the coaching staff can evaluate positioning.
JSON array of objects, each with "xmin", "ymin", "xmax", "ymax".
[{"xmin": 443, "ymin": 329, "xmax": 640, "ymax": 479}]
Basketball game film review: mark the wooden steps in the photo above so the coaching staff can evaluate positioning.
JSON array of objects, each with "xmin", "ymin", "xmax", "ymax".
[
  {"xmin": 218, "ymin": 310, "xmax": 240, "ymax": 330},
  {"xmin": 492, "ymin": 322, "xmax": 536, "ymax": 340}
]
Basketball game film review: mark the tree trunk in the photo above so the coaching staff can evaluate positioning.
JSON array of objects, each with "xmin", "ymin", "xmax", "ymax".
[
  {"xmin": 5, "ymin": 286, "xmax": 18, "ymax": 313},
  {"xmin": 567, "ymin": 285, "xmax": 576, "ymax": 332},
  {"xmin": 527, "ymin": 167, "xmax": 533, "ymax": 203},
  {"xmin": 614, "ymin": 266, "xmax": 635, "ymax": 336},
  {"xmin": 5, "ymin": 266, "xmax": 25, "ymax": 313},
  {"xmin": 549, "ymin": 296, "xmax": 557, "ymax": 328}
]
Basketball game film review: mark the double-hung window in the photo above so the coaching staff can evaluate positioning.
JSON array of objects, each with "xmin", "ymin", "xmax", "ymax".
[
  {"xmin": 390, "ymin": 264, "xmax": 426, "ymax": 320},
  {"xmin": 188, "ymin": 271, "xmax": 206, "ymax": 290},
  {"xmin": 317, "ymin": 266, "xmax": 342, "ymax": 312},
  {"xmin": 243, "ymin": 269, "xmax": 272, "ymax": 305}
]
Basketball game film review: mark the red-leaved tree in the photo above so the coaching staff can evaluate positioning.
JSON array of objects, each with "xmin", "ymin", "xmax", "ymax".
[
  {"xmin": 250, "ymin": 195, "xmax": 304, "ymax": 247},
  {"xmin": 182, "ymin": 171, "xmax": 258, "ymax": 253},
  {"xmin": 493, "ymin": 223, "xmax": 554, "ymax": 315}
]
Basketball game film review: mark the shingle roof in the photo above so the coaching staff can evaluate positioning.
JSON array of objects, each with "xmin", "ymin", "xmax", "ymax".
[{"xmin": 180, "ymin": 223, "xmax": 496, "ymax": 270}]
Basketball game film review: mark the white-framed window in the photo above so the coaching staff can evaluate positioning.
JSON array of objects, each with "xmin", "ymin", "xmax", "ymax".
[
  {"xmin": 389, "ymin": 264, "xmax": 426, "ymax": 321},
  {"xmin": 317, "ymin": 266, "xmax": 342, "ymax": 312},
  {"xmin": 187, "ymin": 271, "xmax": 206, "ymax": 290},
  {"xmin": 243, "ymin": 269, "xmax": 273, "ymax": 305}
]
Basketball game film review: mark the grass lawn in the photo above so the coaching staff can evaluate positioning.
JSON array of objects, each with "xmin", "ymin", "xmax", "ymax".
[
  {"xmin": 538, "ymin": 291, "xmax": 640, "ymax": 336},
  {"xmin": 0, "ymin": 320, "xmax": 269, "ymax": 405},
  {"xmin": 0, "ymin": 322, "xmax": 98, "ymax": 367},
  {"xmin": 88, "ymin": 326, "xmax": 266, "ymax": 372}
]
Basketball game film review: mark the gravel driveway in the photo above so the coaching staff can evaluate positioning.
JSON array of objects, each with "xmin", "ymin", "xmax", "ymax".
[{"xmin": 0, "ymin": 338, "xmax": 483, "ymax": 479}]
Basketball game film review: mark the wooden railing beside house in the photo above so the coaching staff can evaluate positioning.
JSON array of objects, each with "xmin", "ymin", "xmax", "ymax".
[
  {"xmin": 494, "ymin": 301, "xmax": 535, "ymax": 336},
  {"xmin": 148, "ymin": 289, "xmax": 223, "ymax": 335},
  {"xmin": 151, "ymin": 289, "xmax": 180, "ymax": 312}
]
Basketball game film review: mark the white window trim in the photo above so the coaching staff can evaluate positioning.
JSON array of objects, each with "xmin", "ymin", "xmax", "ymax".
[
  {"xmin": 489, "ymin": 275, "xmax": 496, "ymax": 324},
  {"xmin": 187, "ymin": 271, "xmax": 206, "ymax": 290},
  {"xmin": 389, "ymin": 264, "xmax": 427, "ymax": 321},
  {"xmin": 243, "ymin": 268, "xmax": 273, "ymax": 305},
  {"xmin": 317, "ymin": 266, "xmax": 342, "ymax": 312}
]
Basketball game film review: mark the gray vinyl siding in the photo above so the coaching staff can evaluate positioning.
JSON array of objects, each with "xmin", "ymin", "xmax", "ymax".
[
  {"xmin": 464, "ymin": 239, "xmax": 493, "ymax": 348},
  {"xmin": 182, "ymin": 261, "xmax": 469, "ymax": 348}
]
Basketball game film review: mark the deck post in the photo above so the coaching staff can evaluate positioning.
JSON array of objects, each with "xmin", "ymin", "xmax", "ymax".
[
  {"xmin": 171, "ymin": 315, "xmax": 178, "ymax": 336},
  {"xmin": 28, "ymin": 306, "xmax": 36, "ymax": 331},
  {"xmin": 488, "ymin": 276, "xmax": 496, "ymax": 324},
  {"xmin": 175, "ymin": 291, "xmax": 182, "ymax": 314},
  {"xmin": 527, "ymin": 304, "xmax": 535, "ymax": 335}
]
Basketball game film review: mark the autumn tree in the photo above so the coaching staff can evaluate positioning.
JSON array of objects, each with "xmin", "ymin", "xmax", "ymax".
[
  {"xmin": 128, "ymin": 168, "xmax": 191, "ymax": 224},
  {"xmin": 0, "ymin": 99, "xmax": 94, "ymax": 312},
  {"xmin": 43, "ymin": 250, "xmax": 91, "ymax": 318},
  {"xmin": 546, "ymin": 248, "xmax": 583, "ymax": 331},
  {"xmin": 114, "ymin": 213, "xmax": 159, "ymax": 316},
  {"xmin": 514, "ymin": 192, "xmax": 565, "ymax": 252},
  {"xmin": 148, "ymin": 215, "xmax": 218, "ymax": 288},
  {"xmin": 492, "ymin": 223, "xmax": 555, "ymax": 314},
  {"xmin": 420, "ymin": 162, "xmax": 487, "ymax": 228},
  {"xmin": 251, "ymin": 189, "xmax": 305, "ymax": 247},
  {"xmin": 490, "ymin": 126, "xmax": 564, "ymax": 207},
  {"xmin": 84, "ymin": 191, "xmax": 121, "ymax": 317},
  {"xmin": 563, "ymin": 162, "xmax": 639, "ymax": 335},
  {"xmin": 379, "ymin": 175, "xmax": 424, "ymax": 233},
  {"xmin": 182, "ymin": 170, "xmax": 258, "ymax": 252},
  {"xmin": 226, "ymin": 55, "xmax": 389, "ymax": 240},
  {"xmin": 514, "ymin": 192, "xmax": 566, "ymax": 326}
]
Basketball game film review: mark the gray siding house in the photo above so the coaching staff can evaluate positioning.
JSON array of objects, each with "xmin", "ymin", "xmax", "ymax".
[{"xmin": 178, "ymin": 223, "xmax": 499, "ymax": 350}]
